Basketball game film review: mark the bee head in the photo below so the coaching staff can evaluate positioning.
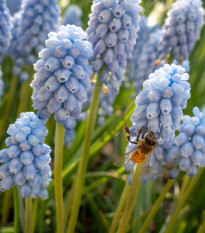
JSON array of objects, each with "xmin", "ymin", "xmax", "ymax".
[{"xmin": 145, "ymin": 131, "xmax": 158, "ymax": 145}]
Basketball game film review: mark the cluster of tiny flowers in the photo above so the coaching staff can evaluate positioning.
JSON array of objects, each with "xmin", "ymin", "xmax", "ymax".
[
  {"xmin": 31, "ymin": 25, "xmax": 94, "ymax": 131},
  {"xmin": 64, "ymin": 129, "xmax": 76, "ymax": 148},
  {"xmin": 127, "ymin": 17, "xmax": 157, "ymax": 81},
  {"xmin": 62, "ymin": 5, "xmax": 82, "ymax": 27},
  {"xmin": 125, "ymin": 16, "xmax": 151, "ymax": 91},
  {"xmin": 97, "ymin": 78, "xmax": 120, "ymax": 125},
  {"xmin": 0, "ymin": 68, "xmax": 4, "ymax": 104},
  {"xmin": 0, "ymin": 0, "xmax": 12, "ymax": 63},
  {"xmin": 173, "ymin": 59, "xmax": 190, "ymax": 72},
  {"xmin": 174, "ymin": 107, "xmax": 205, "ymax": 177},
  {"xmin": 10, "ymin": 0, "xmax": 60, "ymax": 81},
  {"xmin": 128, "ymin": 29, "xmax": 162, "ymax": 93},
  {"xmin": 159, "ymin": 0, "xmax": 204, "ymax": 60},
  {"xmin": 82, "ymin": 76, "xmax": 120, "ymax": 126},
  {"xmin": 0, "ymin": 112, "xmax": 51, "ymax": 199},
  {"xmin": 130, "ymin": 64, "xmax": 190, "ymax": 141},
  {"xmin": 7, "ymin": 0, "xmax": 22, "ymax": 15},
  {"xmin": 86, "ymin": 0, "xmax": 142, "ymax": 87}
]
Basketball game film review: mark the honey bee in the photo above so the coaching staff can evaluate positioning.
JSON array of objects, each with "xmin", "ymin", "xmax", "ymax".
[{"xmin": 114, "ymin": 124, "xmax": 158, "ymax": 174}]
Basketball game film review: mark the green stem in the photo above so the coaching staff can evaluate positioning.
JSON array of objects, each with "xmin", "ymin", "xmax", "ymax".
[
  {"xmin": 178, "ymin": 175, "xmax": 189, "ymax": 201},
  {"xmin": 0, "ymin": 74, "xmax": 18, "ymax": 139},
  {"xmin": 165, "ymin": 168, "xmax": 203, "ymax": 233},
  {"xmin": 32, "ymin": 199, "xmax": 39, "ymax": 233},
  {"xmin": 66, "ymin": 74, "xmax": 103, "ymax": 233},
  {"xmin": 117, "ymin": 167, "xmax": 142, "ymax": 233},
  {"xmin": 38, "ymin": 200, "xmax": 46, "ymax": 233},
  {"xmin": 54, "ymin": 122, "xmax": 65, "ymax": 233},
  {"xmin": 17, "ymin": 78, "xmax": 31, "ymax": 115},
  {"xmin": 19, "ymin": 194, "xmax": 25, "ymax": 230},
  {"xmin": 109, "ymin": 182, "xmax": 130, "ymax": 233},
  {"xmin": 13, "ymin": 187, "xmax": 19, "ymax": 233},
  {"xmin": 139, "ymin": 179, "xmax": 175, "ymax": 233},
  {"xmin": 25, "ymin": 196, "xmax": 32, "ymax": 233},
  {"xmin": 1, "ymin": 190, "xmax": 12, "ymax": 225},
  {"xmin": 64, "ymin": 180, "xmax": 76, "ymax": 228}
]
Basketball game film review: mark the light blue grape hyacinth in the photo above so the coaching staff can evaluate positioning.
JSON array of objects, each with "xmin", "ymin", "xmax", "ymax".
[
  {"xmin": 7, "ymin": 0, "xmax": 22, "ymax": 15},
  {"xmin": 82, "ymin": 75, "xmax": 120, "ymax": 126},
  {"xmin": 130, "ymin": 63, "xmax": 190, "ymax": 141},
  {"xmin": 173, "ymin": 59, "xmax": 190, "ymax": 72},
  {"xmin": 0, "ymin": 0, "xmax": 12, "ymax": 63},
  {"xmin": 128, "ymin": 29, "xmax": 162, "ymax": 93},
  {"xmin": 64, "ymin": 129, "xmax": 76, "ymax": 148},
  {"xmin": 173, "ymin": 107, "xmax": 205, "ymax": 177},
  {"xmin": 10, "ymin": 0, "xmax": 60, "ymax": 81},
  {"xmin": 127, "ymin": 16, "xmax": 158, "ymax": 82},
  {"xmin": 86, "ymin": 0, "xmax": 142, "ymax": 87},
  {"xmin": 0, "ymin": 112, "xmax": 51, "ymax": 199},
  {"xmin": 31, "ymin": 25, "xmax": 94, "ymax": 131},
  {"xmin": 159, "ymin": 0, "xmax": 204, "ymax": 60},
  {"xmin": 0, "ymin": 68, "xmax": 4, "ymax": 104},
  {"xmin": 97, "ymin": 79, "xmax": 119, "ymax": 125},
  {"xmin": 62, "ymin": 4, "xmax": 82, "ymax": 27}
]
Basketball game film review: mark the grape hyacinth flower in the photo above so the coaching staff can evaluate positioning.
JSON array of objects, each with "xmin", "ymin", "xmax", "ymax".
[
  {"xmin": 97, "ymin": 77, "xmax": 120, "ymax": 125},
  {"xmin": 87, "ymin": 0, "xmax": 142, "ymax": 86},
  {"xmin": 159, "ymin": 0, "xmax": 204, "ymax": 60},
  {"xmin": 10, "ymin": 0, "xmax": 60, "ymax": 81},
  {"xmin": 0, "ymin": 112, "xmax": 51, "ymax": 199},
  {"xmin": 130, "ymin": 63, "xmax": 190, "ymax": 141},
  {"xmin": 128, "ymin": 29, "xmax": 162, "ymax": 93},
  {"xmin": 7, "ymin": 0, "xmax": 22, "ymax": 15},
  {"xmin": 82, "ymin": 76, "xmax": 120, "ymax": 126},
  {"xmin": 31, "ymin": 25, "xmax": 94, "ymax": 131},
  {"xmin": 173, "ymin": 59, "xmax": 190, "ymax": 72},
  {"xmin": 174, "ymin": 107, "xmax": 205, "ymax": 177},
  {"xmin": 64, "ymin": 129, "xmax": 76, "ymax": 148},
  {"xmin": 0, "ymin": 0, "xmax": 12, "ymax": 63},
  {"xmin": 62, "ymin": 4, "xmax": 82, "ymax": 27},
  {"xmin": 0, "ymin": 68, "xmax": 4, "ymax": 104},
  {"xmin": 127, "ymin": 16, "xmax": 158, "ymax": 82}
]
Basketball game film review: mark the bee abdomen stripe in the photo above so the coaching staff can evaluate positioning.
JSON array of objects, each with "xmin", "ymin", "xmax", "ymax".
[{"xmin": 131, "ymin": 154, "xmax": 145, "ymax": 163}]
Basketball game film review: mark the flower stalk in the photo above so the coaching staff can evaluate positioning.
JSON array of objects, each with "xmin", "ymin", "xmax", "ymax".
[
  {"xmin": 25, "ymin": 196, "xmax": 32, "ymax": 233},
  {"xmin": 13, "ymin": 186, "xmax": 20, "ymax": 233},
  {"xmin": 1, "ymin": 190, "xmax": 12, "ymax": 225},
  {"xmin": 66, "ymin": 73, "xmax": 103, "ymax": 233},
  {"xmin": 17, "ymin": 78, "xmax": 31, "ymax": 116},
  {"xmin": 109, "ymin": 182, "xmax": 130, "ymax": 233},
  {"xmin": 117, "ymin": 167, "xmax": 142, "ymax": 233},
  {"xmin": 54, "ymin": 122, "xmax": 65, "ymax": 233},
  {"xmin": 32, "ymin": 198, "xmax": 39, "ymax": 233}
]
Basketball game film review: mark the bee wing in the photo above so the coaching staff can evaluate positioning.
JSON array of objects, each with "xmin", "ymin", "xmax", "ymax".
[
  {"xmin": 139, "ymin": 154, "xmax": 152, "ymax": 179},
  {"xmin": 113, "ymin": 149, "xmax": 135, "ymax": 167}
]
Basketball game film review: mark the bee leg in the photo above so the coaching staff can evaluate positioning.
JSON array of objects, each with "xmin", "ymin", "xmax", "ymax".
[
  {"xmin": 124, "ymin": 123, "xmax": 138, "ymax": 144},
  {"xmin": 142, "ymin": 129, "xmax": 148, "ymax": 139},
  {"xmin": 136, "ymin": 126, "xmax": 145, "ymax": 142}
]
